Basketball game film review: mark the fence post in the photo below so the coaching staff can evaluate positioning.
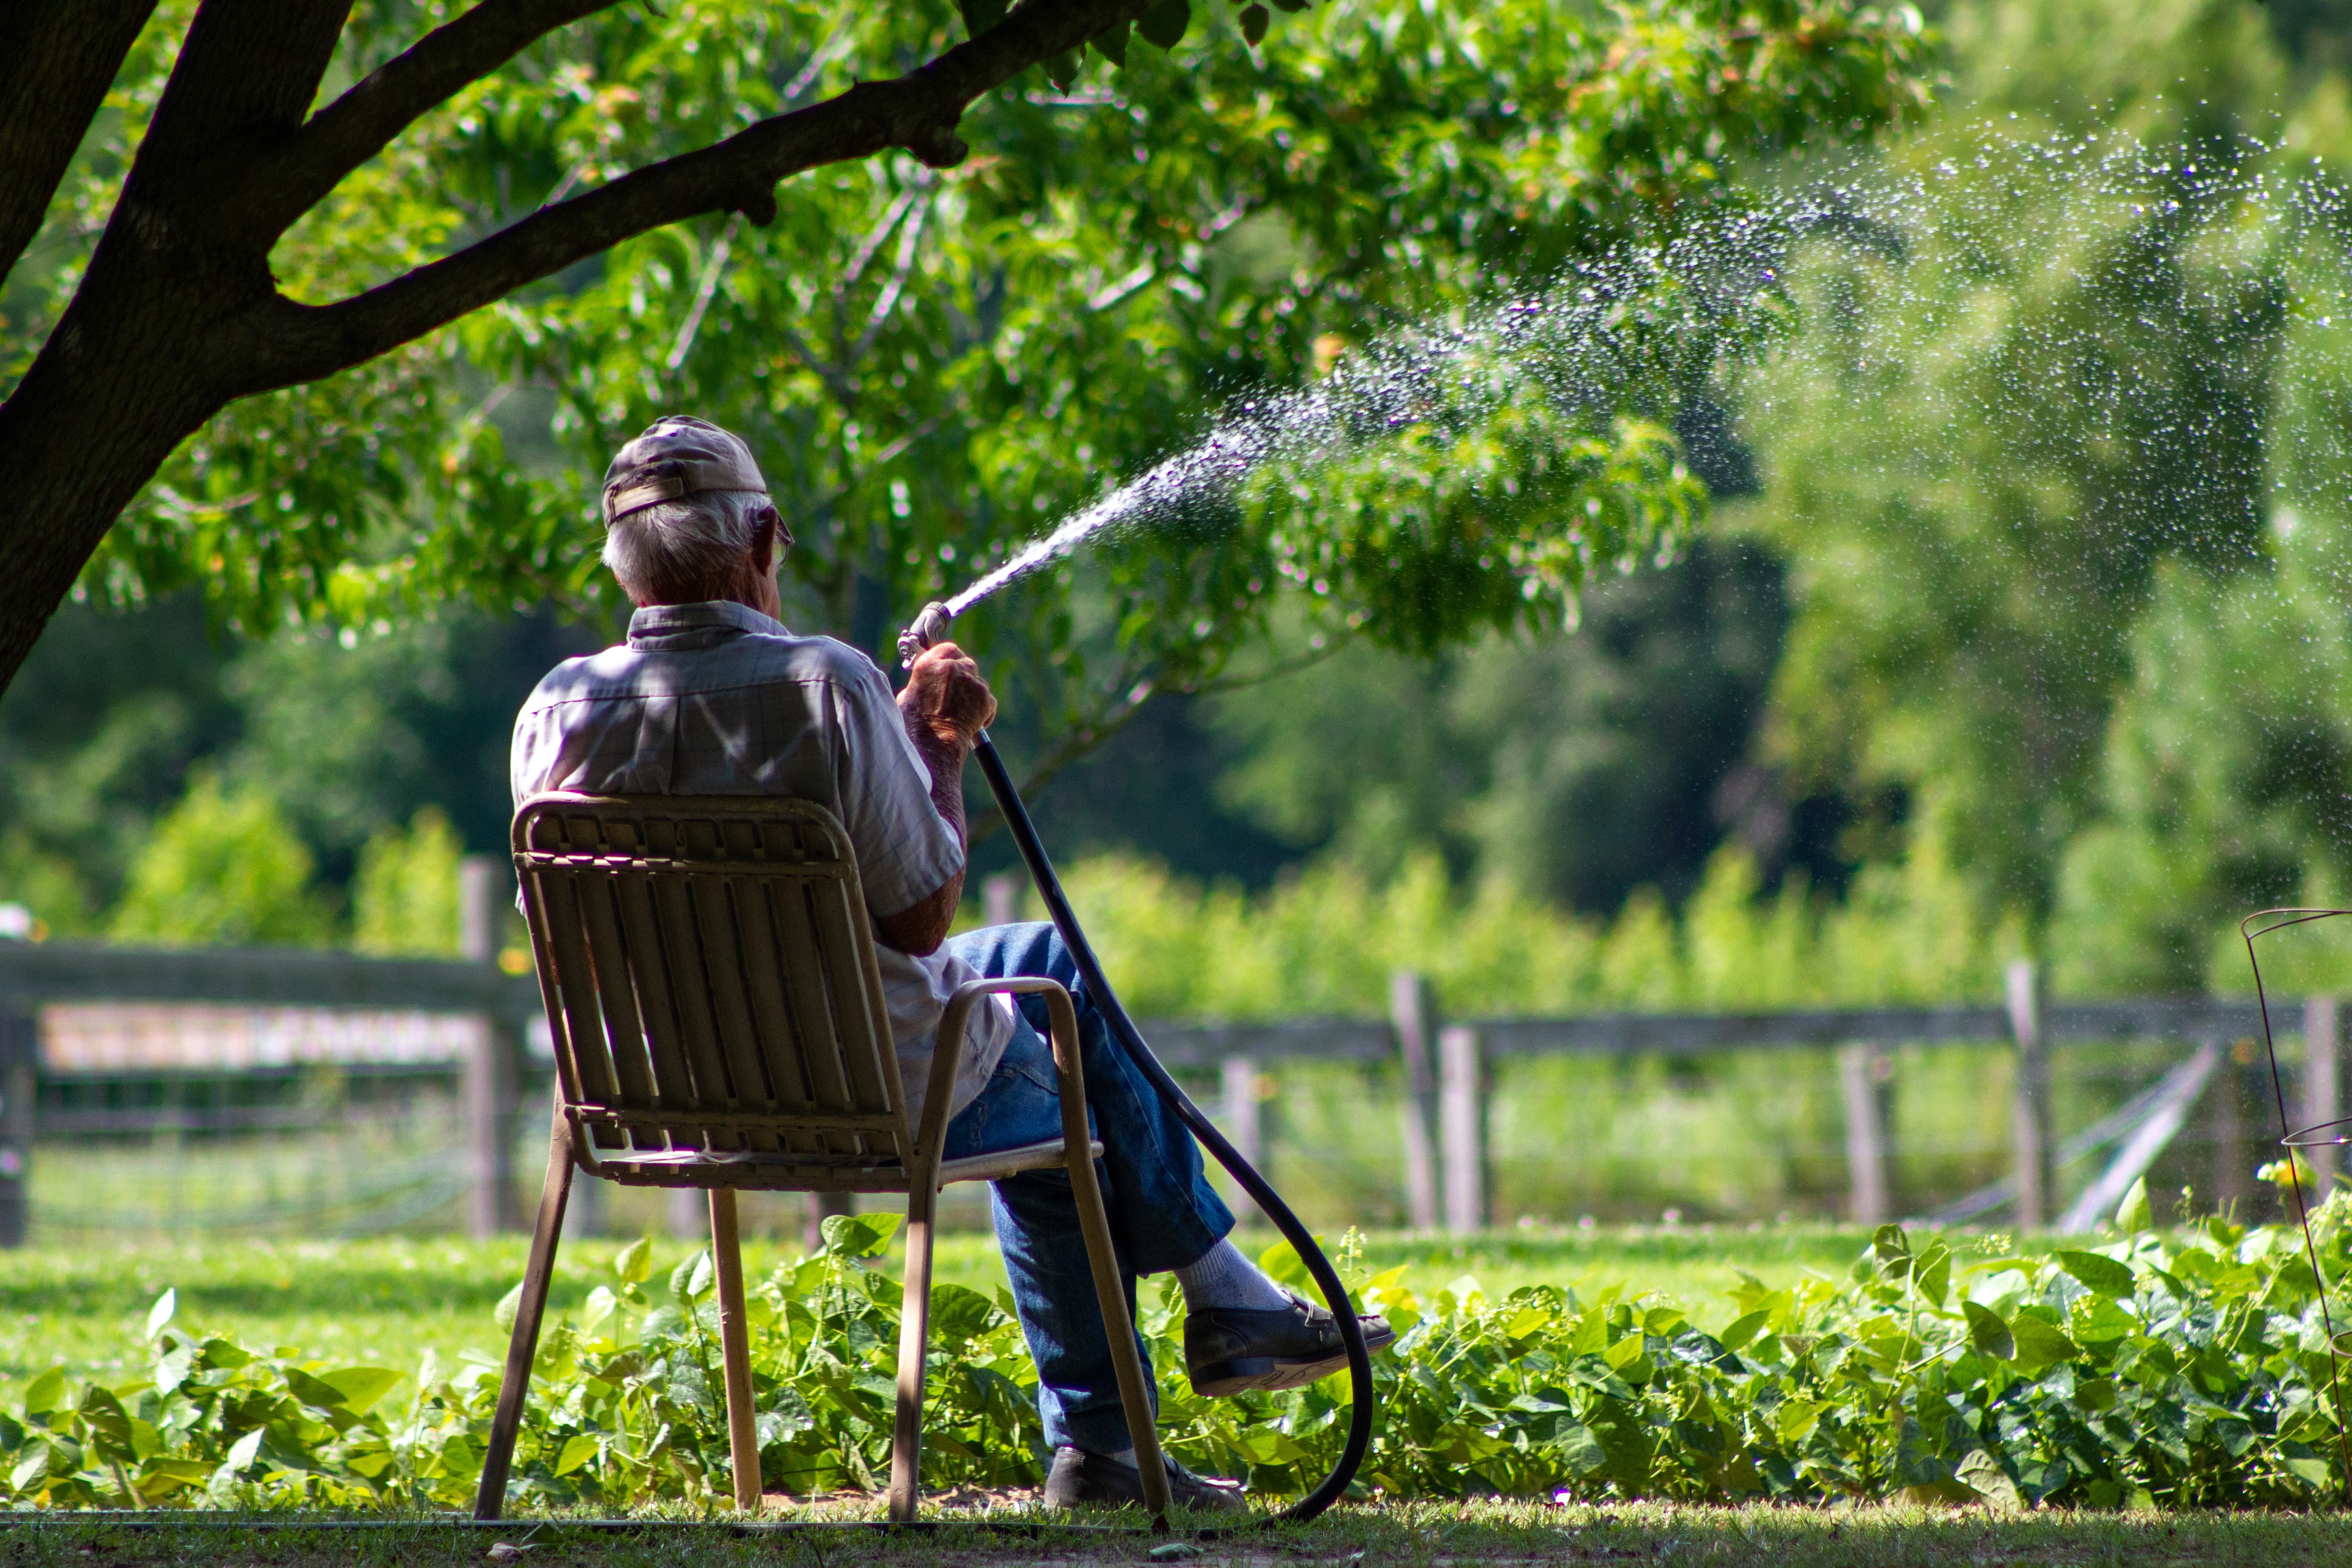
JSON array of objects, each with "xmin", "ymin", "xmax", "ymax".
[
  {"xmin": 1439, "ymin": 1024, "xmax": 1486, "ymax": 1233},
  {"xmin": 982, "ymin": 872, "xmax": 1022, "ymax": 928},
  {"xmin": 1220, "ymin": 1055, "xmax": 1263, "ymax": 1226},
  {"xmin": 2006, "ymin": 960, "xmax": 2050, "ymax": 1231},
  {"xmin": 2309, "ymin": 996, "xmax": 2341, "ymax": 1197},
  {"xmin": 2212, "ymin": 1037, "xmax": 2254, "ymax": 1216},
  {"xmin": 0, "ymin": 1007, "xmax": 30, "ymax": 1247},
  {"xmin": 461, "ymin": 856, "xmax": 524, "ymax": 1237},
  {"xmin": 1837, "ymin": 1043, "xmax": 1891, "ymax": 1228},
  {"xmin": 1391, "ymin": 972, "xmax": 1441, "ymax": 1231}
]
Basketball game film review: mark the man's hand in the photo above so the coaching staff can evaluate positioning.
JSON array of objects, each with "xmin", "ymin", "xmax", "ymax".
[
  {"xmin": 899, "ymin": 641, "xmax": 996, "ymax": 747},
  {"xmin": 875, "ymin": 641, "xmax": 993, "ymax": 957}
]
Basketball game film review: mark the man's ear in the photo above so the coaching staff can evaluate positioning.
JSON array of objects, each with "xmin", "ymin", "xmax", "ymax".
[{"xmin": 748, "ymin": 505, "xmax": 779, "ymax": 578}]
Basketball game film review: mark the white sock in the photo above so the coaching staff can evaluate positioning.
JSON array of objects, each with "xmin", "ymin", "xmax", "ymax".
[{"xmin": 1173, "ymin": 1238, "xmax": 1293, "ymax": 1313}]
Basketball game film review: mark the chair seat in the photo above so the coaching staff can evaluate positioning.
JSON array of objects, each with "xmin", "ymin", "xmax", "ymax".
[{"xmin": 937, "ymin": 1136, "xmax": 1104, "ymax": 1187}]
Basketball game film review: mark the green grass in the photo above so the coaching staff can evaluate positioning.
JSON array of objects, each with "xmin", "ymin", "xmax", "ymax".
[
  {"xmin": 0, "ymin": 1501, "xmax": 2346, "ymax": 1566},
  {"xmin": 0, "ymin": 1224, "xmax": 1880, "ymax": 1395}
]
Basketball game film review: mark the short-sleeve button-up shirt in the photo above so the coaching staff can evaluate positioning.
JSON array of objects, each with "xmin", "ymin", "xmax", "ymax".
[{"xmin": 509, "ymin": 600, "xmax": 1015, "ymax": 1130}]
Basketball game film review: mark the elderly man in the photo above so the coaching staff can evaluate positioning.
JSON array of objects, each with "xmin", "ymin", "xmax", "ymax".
[{"xmin": 513, "ymin": 417, "xmax": 1390, "ymax": 1512}]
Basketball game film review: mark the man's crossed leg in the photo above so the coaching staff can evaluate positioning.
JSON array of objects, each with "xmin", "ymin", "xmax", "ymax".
[{"xmin": 937, "ymin": 922, "xmax": 1394, "ymax": 1511}]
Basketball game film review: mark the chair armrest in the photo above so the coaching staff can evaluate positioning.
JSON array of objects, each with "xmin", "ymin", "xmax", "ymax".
[{"xmin": 917, "ymin": 978, "xmax": 1081, "ymax": 1179}]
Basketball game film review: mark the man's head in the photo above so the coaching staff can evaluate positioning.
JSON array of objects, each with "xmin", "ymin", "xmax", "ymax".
[{"xmin": 600, "ymin": 416, "xmax": 791, "ymax": 611}]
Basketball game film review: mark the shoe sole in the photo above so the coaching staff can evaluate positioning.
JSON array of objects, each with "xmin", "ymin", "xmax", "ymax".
[{"xmin": 1189, "ymin": 1326, "xmax": 1397, "ymax": 1397}]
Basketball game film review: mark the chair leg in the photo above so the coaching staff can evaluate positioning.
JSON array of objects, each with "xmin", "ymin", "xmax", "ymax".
[
  {"xmin": 887, "ymin": 1182, "xmax": 938, "ymax": 1522},
  {"xmin": 1066, "ymin": 1141, "xmax": 1172, "ymax": 1520},
  {"xmin": 708, "ymin": 1188, "xmax": 762, "ymax": 1513},
  {"xmin": 473, "ymin": 1101, "xmax": 575, "ymax": 1521}
]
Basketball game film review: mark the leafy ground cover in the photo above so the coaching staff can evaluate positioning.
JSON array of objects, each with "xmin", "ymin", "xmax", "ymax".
[
  {"xmin": 0, "ymin": 1223, "xmax": 1867, "ymax": 1391},
  {"xmin": 0, "ymin": 1187, "xmax": 2346, "ymax": 1514}
]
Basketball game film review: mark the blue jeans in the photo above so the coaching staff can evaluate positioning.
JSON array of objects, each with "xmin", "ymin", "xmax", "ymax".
[{"xmin": 938, "ymin": 922, "xmax": 1236, "ymax": 1455}]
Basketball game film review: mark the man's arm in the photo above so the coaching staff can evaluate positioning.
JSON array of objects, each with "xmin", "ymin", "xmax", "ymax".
[{"xmin": 872, "ymin": 641, "xmax": 995, "ymax": 956}]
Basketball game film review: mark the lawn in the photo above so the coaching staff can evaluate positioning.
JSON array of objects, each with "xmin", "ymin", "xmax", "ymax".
[
  {"xmin": 0, "ymin": 1223, "xmax": 1875, "ymax": 1396},
  {"xmin": 0, "ymin": 1502, "xmax": 2347, "ymax": 1566}
]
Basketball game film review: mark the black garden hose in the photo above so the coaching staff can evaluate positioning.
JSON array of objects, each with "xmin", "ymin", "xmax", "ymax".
[{"xmin": 968, "ymin": 729, "xmax": 1375, "ymax": 1525}]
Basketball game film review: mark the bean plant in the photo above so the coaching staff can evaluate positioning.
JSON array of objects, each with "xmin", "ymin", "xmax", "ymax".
[{"xmin": 2, "ymin": 1185, "xmax": 2347, "ymax": 1512}]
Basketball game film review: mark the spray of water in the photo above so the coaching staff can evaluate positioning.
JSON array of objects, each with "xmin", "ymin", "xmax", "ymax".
[{"xmin": 923, "ymin": 204, "xmax": 1820, "ymax": 629}]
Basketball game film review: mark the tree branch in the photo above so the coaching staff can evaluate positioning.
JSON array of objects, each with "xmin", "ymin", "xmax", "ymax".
[
  {"xmin": 249, "ymin": 0, "xmax": 1158, "ymax": 392},
  {"xmin": 248, "ymin": 0, "xmax": 620, "ymax": 238},
  {"xmin": 965, "ymin": 673, "xmax": 1159, "ymax": 845},
  {"xmin": 0, "ymin": 0, "xmax": 159, "ymax": 286}
]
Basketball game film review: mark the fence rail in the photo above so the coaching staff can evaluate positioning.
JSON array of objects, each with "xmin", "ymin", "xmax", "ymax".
[{"xmin": 0, "ymin": 864, "xmax": 2334, "ymax": 1242}]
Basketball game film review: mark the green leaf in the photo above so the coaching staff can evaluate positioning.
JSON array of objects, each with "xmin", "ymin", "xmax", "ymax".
[
  {"xmin": 145, "ymin": 1289, "xmax": 176, "ymax": 1342},
  {"xmin": 1955, "ymin": 1448, "xmax": 2024, "ymax": 1513},
  {"xmin": 2007, "ymin": 1311, "xmax": 2080, "ymax": 1369},
  {"xmin": 2056, "ymin": 1249, "xmax": 2137, "ymax": 1298},
  {"xmin": 20, "ymin": 1367, "xmax": 64, "ymax": 1417},
  {"xmin": 1090, "ymin": 19, "xmax": 1130, "ymax": 67},
  {"xmin": 1914, "ymin": 1243, "xmax": 1951, "ymax": 1308},
  {"xmin": 9, "ymin": 1442, "xmax": 48, "ymax": 1493},
  {"xmin": 957, "ymin": 0, "xmax": 1007, "ymax": 37},
  {"xmin": 1963, "ymin": 1301, "xmax": 2015, "ymax": 1360},
  {"xmin": 318, "ymin": 1366, "xmax": 403, "ymax": 1415},
  {"xmin": 1871, "ymin": 1223, "xmax": 1913, "ymax": 1276},
  {"xmin": 1044, "ymin": 48, "xmax": 1081, "ymax": 89},
  {"xmin": 1239, "ymin": 2, "xmax": 1269, "ymax": 46},
  {"xmin": 821, "ymin": 1212, "xmax": 902, "ymax": 1259},
  {"xmin": 1136, "ymin": 0, "xmax": 1191, "ymax": 48},
  {"xmin": 1717, "ymin": 1309, "xmax": 1771, "ymax": 1351},
  {"xmin": 2115, "ymin": 1175, "xmax": 2153, "ymax": 1233},
  {"xmin": 554, "ymin": 1433, "xmax": 602, "ymax": 1476},
  {"xmin": 615, "ymin": 1236, "xmax": 654, "ymax": 1285},
  {"xmin": 494, "ymin": 1280, "xmax": 526, "ymax": 1333}
]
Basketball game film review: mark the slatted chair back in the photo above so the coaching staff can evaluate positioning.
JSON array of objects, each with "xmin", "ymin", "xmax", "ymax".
[{"xmin": 512, "ymin": 791, "xmax": 912, "ymax": 1190}]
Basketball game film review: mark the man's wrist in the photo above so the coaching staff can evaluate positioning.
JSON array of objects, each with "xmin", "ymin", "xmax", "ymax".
[{"xmin": 924, "ymin": 719, "xmax": 977, "ymax": 754}]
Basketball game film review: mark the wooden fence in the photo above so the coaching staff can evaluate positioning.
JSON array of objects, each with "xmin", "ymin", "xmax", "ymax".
[{"xmin": 0, "ymin": 859, "xmax": 2335, "ymax": 1241}]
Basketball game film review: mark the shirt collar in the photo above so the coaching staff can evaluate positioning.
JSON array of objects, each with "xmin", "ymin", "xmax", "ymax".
[{"xmin": 625, "ymin": 600, "xmax": 789, "ymax": 650}]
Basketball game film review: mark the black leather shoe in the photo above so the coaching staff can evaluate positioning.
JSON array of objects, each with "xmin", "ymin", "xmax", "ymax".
[
  {"xmin": 1184, "ymin": 1291, "xmax": 1396, "ymax": 1397},
  {"xmin": 1042, "ymin": 1445, "xmax": 1247, "ymax": 1512}
]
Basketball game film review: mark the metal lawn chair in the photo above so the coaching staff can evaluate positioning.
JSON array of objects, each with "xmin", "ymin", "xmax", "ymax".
[{"xmin": 473, "ymin": 792, "xmax": 1170, "ymax": 1521}]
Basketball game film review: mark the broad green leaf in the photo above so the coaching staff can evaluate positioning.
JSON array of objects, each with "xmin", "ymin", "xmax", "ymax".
[
  {"xmin": 20, "ymin": 1366, "xmax": 64, "ymax": 1417},
  {"xmin": 1872, "ymin": 1224, "xmax": 1913, "ymax": 1275},
  {"xmin": 1240, "ymin": 3, "xmax": 1270, "ymax": 47},
  {"xmin": 1557, "ymin": 1420, "xmax": 1608, "ymax": 1476},
  {"xmin": 1963, "ymin": 1301, "xmax": 2015, "ymax": 1361},
  {"xmin": 1955, "ymin": 1449, "xmax": 2024, "ymax": 1513},
  {"xmin": 9, "ymin": 1442, "xmax": 48, "ymax": 1493},
  {"xmin": 554, "ymin": 1434, "xmax": 602, "ymax": 1476},
  {"xmin": 494, "ymin": 1280, "xmax": 526, "ymax": 1333},
  {"xmin": 318, "ymin": 1366, "xmax": 404, "ymax": 1415},
  {"xmin": 2115, "ymin": 1176, "xmax": 2153, "ymax": 1234},
  {"xmin": 1043, "ymin": 47, "xmax": 1081, "ymax": 88},
  {"xmin": 2056, "ymin": 1250, "xmax": 2136, "ymax": 1298},
  {"xmin": 615, "ymin": 1236, "xmax": 653, "ymax": 1285},
  {"xmin": 684, "ymin": 1249, "xmax": 716, "ymax": 1305},
  {"xmin": 1571, "ymin": 1309, "xmax": 1608, "ymax": 1356},
  {"xmin": 821, "ymin": 1212, "xmax": 901, "ymax": 1259},
  {"xmin": 1914, "ymin": 1243, "xmax": 1952, "ymax": 1308},
  {"xmin": 145, "ymin": 1289, "xmax": 176, "ymax": 1342},
  {"xmin": 581, "ymin": 1285, "xmax": 619, "ymax": 1337},
  {"xmin": 1717, "ymin": 1309, "xmax": 1771, "ymax": 1351},
  {"xmin": 2007, "ymin": 1311, "xmax": 2080, "ymax": 1368},
  {"xmin": 1090, "ymin": 19, "xmax": 1129, "ymax": 66}
]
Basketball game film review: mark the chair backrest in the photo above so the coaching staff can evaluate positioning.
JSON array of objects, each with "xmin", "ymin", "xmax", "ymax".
[{"xmin": 513, "ymin": 792, "xmax": 913, "ymax": 1190}]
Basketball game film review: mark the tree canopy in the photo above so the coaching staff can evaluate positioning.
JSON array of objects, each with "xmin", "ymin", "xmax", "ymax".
[{"xmin": 1, "ymin": 0, "xmax": 1933, "ymax": 793}]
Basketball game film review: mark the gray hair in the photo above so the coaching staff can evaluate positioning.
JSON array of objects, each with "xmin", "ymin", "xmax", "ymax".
[{"xmin": 602, "ymin": 488, "xmax": 770, "ymax": 603}]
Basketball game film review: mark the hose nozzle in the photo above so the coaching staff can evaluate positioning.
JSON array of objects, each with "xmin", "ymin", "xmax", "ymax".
[{"xmin": 897, "ymin": 600, "xmax": 954, "ymax": 669}]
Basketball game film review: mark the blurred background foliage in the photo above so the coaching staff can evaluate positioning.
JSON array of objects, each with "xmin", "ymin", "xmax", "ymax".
[{"xmin": 12, "ymin": 0, "xmax": 2352, "ymax": 1008}]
